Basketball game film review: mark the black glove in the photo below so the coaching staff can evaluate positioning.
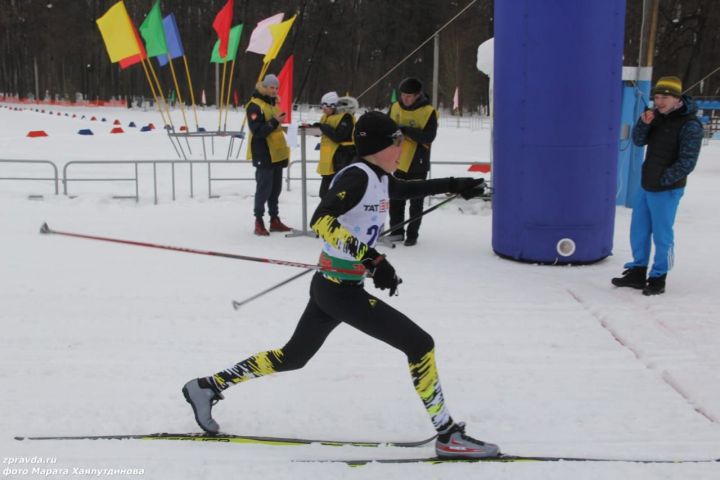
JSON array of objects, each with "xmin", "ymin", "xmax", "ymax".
[
  {"xmin": 362, "ymin": 254, "xmax": 401, "ymax": 296},
  {"xmin": 311, "ymin": 122, "xmax": 321, "ymax": 128},
  {"xmin": 449, "ymin": 177, "xmax": 485, "ymax": 199}
]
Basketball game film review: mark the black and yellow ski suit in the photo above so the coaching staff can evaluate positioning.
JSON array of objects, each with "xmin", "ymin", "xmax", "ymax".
[{"xmin": 205, "ymin": 160, "xmax": 462, "ymax": 433}]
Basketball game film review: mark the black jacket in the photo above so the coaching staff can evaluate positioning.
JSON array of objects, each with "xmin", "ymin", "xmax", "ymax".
[
  {"xmin": 247, "ymin": 90, "xmax": 288, "ymax": 168},
  {"xmin": 632, "ymin": 95, "xmax": 703, "ymax": 191}
]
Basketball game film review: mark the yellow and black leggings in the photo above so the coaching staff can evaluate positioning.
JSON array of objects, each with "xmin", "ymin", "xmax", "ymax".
[{"xmin": 206, "ymin": 273, "xmax": 454, "ymax": 432}]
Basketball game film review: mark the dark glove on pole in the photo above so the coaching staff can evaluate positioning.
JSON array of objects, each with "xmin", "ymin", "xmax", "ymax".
[
  {"xmin": 362, "ymin": 254, "xmax": 402, "ymax": 296},
  {"xmin": 449, "ymin": 177, "xmax": 486, "ymax": 199}
]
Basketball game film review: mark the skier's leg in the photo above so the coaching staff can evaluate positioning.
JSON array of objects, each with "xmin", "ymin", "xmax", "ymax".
[
  {"xmin": 208, "ymin": 298, "xmax": 340, "ymax": 391},
  {"xmin": 311, "ymin": 278, "xmax": 453, "ymax": 432},
  {"xmin": 184, "ymin": 288, "xmax": 340, "ymax": 432}
]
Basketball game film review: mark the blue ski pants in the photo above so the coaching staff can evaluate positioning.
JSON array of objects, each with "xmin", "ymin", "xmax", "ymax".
[{"xmin": 624, "ymin": 187, "xmax": 684, "ymax": 278}]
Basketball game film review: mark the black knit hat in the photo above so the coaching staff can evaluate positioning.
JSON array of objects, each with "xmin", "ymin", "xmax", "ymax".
[
  {"xmin": 399, "ymin": 77, "xmax": 423, "ymax": 94},
  {"xmin": 353, "ymin": 111, "xmax": 402, "ymax": 157}
]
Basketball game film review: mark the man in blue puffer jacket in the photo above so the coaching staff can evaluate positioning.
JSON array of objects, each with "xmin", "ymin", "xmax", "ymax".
[{"xmin": 612, "ymin": 76, "xmax": 704, "ymax": 295}]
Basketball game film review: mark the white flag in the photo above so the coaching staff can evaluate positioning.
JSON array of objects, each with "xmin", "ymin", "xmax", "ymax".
[
  {"xmin": 201, "ymin": 89, "xmax": 207, "ymax": 105},
  {"xmin": 453, "ymin": 87, "xmax": 459, "ymax": 111},
  {"xmin": 246, "ymin": 13, "xmax": 285, "ymax": 55}
]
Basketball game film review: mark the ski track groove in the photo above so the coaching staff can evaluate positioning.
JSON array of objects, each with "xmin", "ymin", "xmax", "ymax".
[{"xmin": 566, "ymin": 287, "xmax": 718, "ymax": 425}]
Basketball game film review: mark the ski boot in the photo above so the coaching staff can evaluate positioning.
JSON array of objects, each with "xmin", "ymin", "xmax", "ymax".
[
  {"xmin": 435, "ymin": 422, "xmax": 500, "ymax": 459},
  {"xmin": 182, "ymin": 378, "xmax": 224, "ymax": 434}
]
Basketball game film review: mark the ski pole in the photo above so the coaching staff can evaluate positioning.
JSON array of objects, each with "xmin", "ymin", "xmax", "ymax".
[
  {"xmin": 39, "ymin": 223, "xmax": 365, "ymax": 277},
  {"xmin": 231, "ymin": 194, "xmax": 461, "ymax": 309},
  {"xmin": 381, "ymin": 193, "xmax": 459, "ymax": 241},
  {"xmin": 232, "ymin": 269, "xmax": 312, "ymax": 310}
]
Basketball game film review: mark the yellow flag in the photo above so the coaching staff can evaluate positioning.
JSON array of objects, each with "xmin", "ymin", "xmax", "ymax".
[
  {"xmin": 263, "ymin": 15, "xmax": 296, "ymax": 63},
  {"xmin": 96, "ymin": 1, "xmax": 141, "ymax": 63}
]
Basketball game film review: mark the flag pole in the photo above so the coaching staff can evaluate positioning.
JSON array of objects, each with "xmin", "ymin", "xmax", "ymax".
[
  {"xmin": 139, "ymin": 57, "xmax": 168, "ymax": 126},
  {"xmin": 182, "ymin": 55, "xmax": 207, "ymax": 161},
  {"xmin": 218, "ymin": 59, "xmax": 228, "ymax": 131},
  {"xmin": 146, "ymin": 58, "xmax": 174, "ymax": 130},
  {"xmin": 182, "ymin": 55, "xmax": 201, "ymax": 130},
  {"xmin": 145, "ymin": 57, "xmax": 187, "ymax": 159},
  {"xmin": 168, "ymin": 57, "xmax": 190, "ymax": 132},
  {"xmin": 139, "ymin": 58, "xmax": 182, "ymax": 159},
  {"xmin": 167, "ymin": 56, "xmax": 192, "ymax": 154},
  {"xmin": 223, "ymin": 58, "xmax": 237, "ymax": 130}
]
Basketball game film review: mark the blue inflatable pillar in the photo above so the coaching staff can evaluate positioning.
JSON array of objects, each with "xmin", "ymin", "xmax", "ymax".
[
  {"xmin": 493, "ymin": 0, "xmax": 626, "ymax": 263},
  {"xmin": 617, "ymin": 67, "xmax": 652, "ymax": 207}
]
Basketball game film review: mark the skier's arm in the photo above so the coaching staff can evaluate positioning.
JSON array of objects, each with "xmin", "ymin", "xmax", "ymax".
[
  {"xmin": 389, "ymin": 176, "xmax": 484, "ymax": 200},
  {"xmin": 311, "ymin": 169, "xmax": 377, "ymax": 260}
]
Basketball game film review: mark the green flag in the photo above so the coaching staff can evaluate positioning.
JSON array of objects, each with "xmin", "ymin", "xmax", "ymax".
[
  {"xmin": 211, "ymin": 24, "xmax": 243, "ymax": 63},
  {"xmin": 139, "ymin": 0, "xmax": 168, "ymax": 58},
  {"xmin": 390, "ymin": 88, "xmax": 398, "ymax": 103}
]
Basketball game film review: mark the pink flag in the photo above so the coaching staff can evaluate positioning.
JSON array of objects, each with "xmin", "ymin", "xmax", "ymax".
[
  {"xmin": 246, "ymin": 13, "xmax": 284, "ymax": 55},
  {"xmin": 201, "ymin": 89, "xmax": 207, "ymax": 105},
  {"xmin": 452, "ymin": 87, "xmax": 459, "ymax": 111}
]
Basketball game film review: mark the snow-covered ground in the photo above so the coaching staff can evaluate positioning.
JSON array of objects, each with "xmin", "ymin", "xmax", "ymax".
[{"xmin": 1, "ymin": 103, "xmax": 719, "ymax": 479}]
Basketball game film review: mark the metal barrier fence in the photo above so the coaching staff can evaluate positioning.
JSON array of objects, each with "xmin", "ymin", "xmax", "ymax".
[
  {"xmin": 2, "ymin": 157, "xmax": 489, "ymax": 202},
  {"xmin": 0, "ymin": 159, "xmax": 59, "ymax": 195},
  {"xmin": 62, "ymin": 160, "xmax": 255, "ymax": 204}
]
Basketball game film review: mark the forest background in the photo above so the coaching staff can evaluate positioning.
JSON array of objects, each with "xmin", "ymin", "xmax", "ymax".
[{"xmin": 1, "ymin": 0, "xmax": 719, "ymax": 110}]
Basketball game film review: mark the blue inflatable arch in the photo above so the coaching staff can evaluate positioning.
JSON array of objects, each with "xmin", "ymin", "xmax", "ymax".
[{"xmin": 492, "ymin": 0, "xmax": 626, "ymax": 263}]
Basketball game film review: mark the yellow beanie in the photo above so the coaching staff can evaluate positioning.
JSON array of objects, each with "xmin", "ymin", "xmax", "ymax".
[{"xmin": 652, "ymin": 76, "xmax": 682, "ymax": 97}]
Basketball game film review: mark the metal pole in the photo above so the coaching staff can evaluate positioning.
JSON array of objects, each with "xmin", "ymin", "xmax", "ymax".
[
  {"xmin": 638, "ymin": 0, "xmax": 660, "ymax": 68},
  {"xmin": 134, "ymin": 163, "xmax": 139, "ymax": 203},
  {"xmin": 300, "ymin": 128, "xmax": 308, "ymax": 232},
  {"xmin": 215, "ymin": 63, "xmax": 220, "ymax": 108},
  {"xmin": 34, "ymin": 57, "xmax": 39, "ymax": 102},
  {"xmin": 287, "ymin": 126, "xmax": 316, "ymax": 238},
  {"xmin": 432, "ymin": 35, "xmax": 440, "ymax": 109}
]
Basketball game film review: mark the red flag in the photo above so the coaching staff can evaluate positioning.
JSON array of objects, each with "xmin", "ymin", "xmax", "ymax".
[
  {"xmin": 212, "ymin": 0, "xmax": 234, "ymax": 58},
  {"xmin": 233, "ymin": 89, "xmax": 239, "ymax": 108},
  {"xmin": 277, "ymin": 55, "xmax": 294, "ymax": 123},
  {"xmin": 119, "ymin": 21, "xmax": 148, "ymax": 70}
]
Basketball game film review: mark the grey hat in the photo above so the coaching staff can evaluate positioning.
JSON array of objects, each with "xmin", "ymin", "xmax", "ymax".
[{"xmin": 262, "ymin": 74, "xmax": 280, "ymax": 88}]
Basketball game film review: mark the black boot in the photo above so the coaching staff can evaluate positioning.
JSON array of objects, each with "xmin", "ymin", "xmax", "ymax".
[
  {"xmin": 611, "ymin": 267, "xmax": 647, "ymax": 289},
  {"xmin": 643, "ymin": 274, "xmax": 666, "ymax": 296}
]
